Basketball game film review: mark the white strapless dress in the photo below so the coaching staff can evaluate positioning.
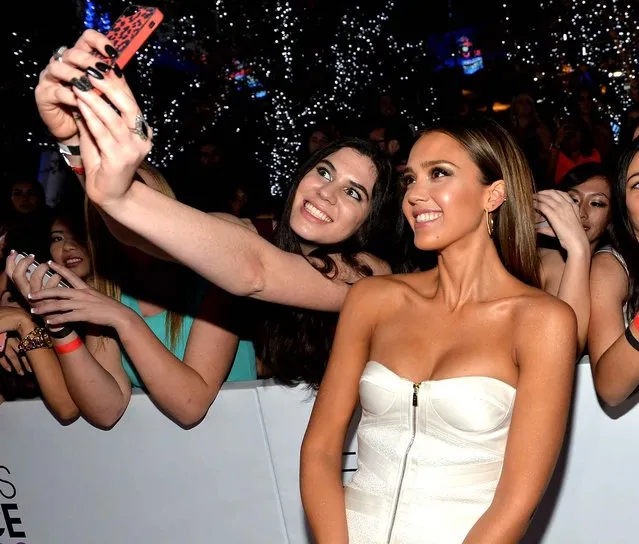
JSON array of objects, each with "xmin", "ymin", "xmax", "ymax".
[{"xmin": 345, "ymin": 361, "xmax": 516, "ymax": 544}]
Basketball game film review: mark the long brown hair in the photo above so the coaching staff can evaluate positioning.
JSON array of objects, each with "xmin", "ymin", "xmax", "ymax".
[
  {"xmin": 422, "ymin": 117, "xmax": 540, "ymax": 287},
  {"xmin": 85, "ymin": 162, "xmax": 188, "ymax": 349}
]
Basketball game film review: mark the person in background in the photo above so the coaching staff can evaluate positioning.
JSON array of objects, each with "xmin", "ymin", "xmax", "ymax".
[
  {"xmin": 549, "ymin": 117, "xmax": 602, "ymax": 185},
  {"xmin": 48, "ymin": 201, "xmax": 92, "ymax": 282},
  {"xmin": 0, "ymin": 180, "xmax": 48, "ymax": 245},
  {"xmin": 535, "ymin": 162, "xmax": 612, "ymax": 353},
  {"xmin": 619, "ymin": 105, "xmax": 639, "ymax": 146},
  {"xmin": 34, "ymin": 29, "xmax": 401, "ymax": 391},
  {"xmin": 508, "ymin": 93, "xmax": 553, "ymax": 187},
  {"xmin": 0, "ymin": 228, "xmax": 78, "ymax": 422},
  {"xmin": 572, "ymin": 86, "xmax": 614, "ymax": 161},
  {"xmin": 297, "ymin": 124, "xmax": 337, "ymax": 166},
  {"xmin": 588, "ymin": 138, "xmax": 639, "ymax": 406},
  {"xmin": 8, "ymin": 163, "xmax": 257, "ymax": 429}
]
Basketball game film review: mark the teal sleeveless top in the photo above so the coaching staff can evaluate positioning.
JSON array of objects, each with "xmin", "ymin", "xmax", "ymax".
[{"xmin": 119, "ymin": 285, "xmax": 257, "ymax": 388}]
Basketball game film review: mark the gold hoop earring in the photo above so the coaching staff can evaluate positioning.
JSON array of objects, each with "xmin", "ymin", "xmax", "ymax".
[{"xmin": 485, "ymin": 209, "xmax": 494, "ymax": 237}]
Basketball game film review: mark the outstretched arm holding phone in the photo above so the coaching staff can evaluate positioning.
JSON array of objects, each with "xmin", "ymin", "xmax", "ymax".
[{"xmin": 35, "ymin": 31, "xmax": 387, "ymax": 313}]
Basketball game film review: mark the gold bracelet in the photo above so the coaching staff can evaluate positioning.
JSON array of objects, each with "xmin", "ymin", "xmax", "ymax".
[{"xmin": 17, "ymin": 326, "xmax": 53, "ymax": 355}]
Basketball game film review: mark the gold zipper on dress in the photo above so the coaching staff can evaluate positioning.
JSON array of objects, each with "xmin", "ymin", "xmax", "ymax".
[{"xmin": 386, "ymin": 382, "xmax": 420, "ymax": 543}]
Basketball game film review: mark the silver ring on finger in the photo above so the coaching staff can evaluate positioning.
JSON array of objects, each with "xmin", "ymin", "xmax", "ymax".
[
  {"xmin": 52, "ymin": 46, "xmax": 68, "ymax": 63},
  {"xmin": 129, "ymin": 113, "xmax": 152, "ymax": 142}
]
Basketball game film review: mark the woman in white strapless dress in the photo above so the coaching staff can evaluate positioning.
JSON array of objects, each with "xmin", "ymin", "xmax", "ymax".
[{"xmin": 301, "ymin": 118, "xmax": 577, "ymax": 544}]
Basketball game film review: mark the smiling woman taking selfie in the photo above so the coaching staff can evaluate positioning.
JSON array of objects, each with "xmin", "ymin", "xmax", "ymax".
[{"xmin": 32, "ymin": 30, "xmax": 401, "ymax": 387}]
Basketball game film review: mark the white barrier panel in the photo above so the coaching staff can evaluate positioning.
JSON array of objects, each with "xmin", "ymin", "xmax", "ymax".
[{"xmin": 2, "ymin": 360, "xmax": 639, "ymax": 543}]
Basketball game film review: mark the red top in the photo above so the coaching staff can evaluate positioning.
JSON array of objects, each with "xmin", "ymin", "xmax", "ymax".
[{"xmin": 554, "ymin": 149, "xmax": 601, "ymax": 184}]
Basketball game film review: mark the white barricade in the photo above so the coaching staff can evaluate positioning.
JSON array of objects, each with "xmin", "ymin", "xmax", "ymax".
[{"xmin": 2, "ymin": 360, "xmax": 639, "ymax": 543}]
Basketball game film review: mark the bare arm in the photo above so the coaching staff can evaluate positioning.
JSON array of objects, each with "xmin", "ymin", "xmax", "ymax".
[
  {"xmin": 535, "ymin": 190, "xmax": 591, "ymax": 352},
  {"xmin": 587, "ymin": 253, "xmax": 639, "ymax": 406},
  {"xmin": 56, "ymin": 329, "xmax": 131, "ymax": 428},
  {"xmin": 113, "ymin": 285, "xmax": 243, "ymax": 426},
  {"xmin": 0, "ymin": 310, "xmax": 78, "ymax": 422},
  {"xmin": 7, "ymin": 253, "xmax": 131, "ymax": 428},
  {"xmin": 20, "ymin": 327, "xmax": 79, "ymax": 423},
  {"xmin": 463, "ymin": 297, "xmax": 577, "ymax": 543},
  {"xmin": 553, "ymin": 250, "xmax": 591, "ymax": 353},
  {"xmin": 59, "ymin": 67, "xmax": 388, "ymax": 311},
  {"xmin": 301, "ymin": 278, "xmax": 385, "ymax": 543},
  {"xmin": 30, "ymin": 262, "xmax": 246, "ymax": 426},
  {"xmin": 100, "ymin": 181, "xmax": 388, "ymax": 311}
]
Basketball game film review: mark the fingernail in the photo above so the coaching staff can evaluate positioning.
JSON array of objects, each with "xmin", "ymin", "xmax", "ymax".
[
  {"xmin": 9, "ymin": 249, "xmax": 15, "ymax": 255},
  {"xmin": 112, "ymin": 64, "xmax": 123, "ymax": 78},
  {"xmin": 28, "ymin": 254, "xmax": 34, "ymax": 258},
  {"xmin": 72, "ymin": 111, "xmax": 82, "ymax": 120},
  {"xmin": 70, "ymin": 77, "xmax": 92, "ymax": 92},
  {"xmin": 30, "ymin": 307, "xmax": 36, "ymax": 313},
  {"xmin": 47, "ymin": 260, "xmax": 53, "ymax": 265},
  {"xmin": 105, "ymin": 45, "xmax": 119, "ymax": 59},
  {"xmin": 27, "ymin": 293, "xmax": 32, "ymax": 300},
  {"xmin": 86, "ymin": 66, "xmax": 104, "ymax": 80},
  {"xmin": 95, "ymin": 62, "xmax": 111, "ymax": 74}
]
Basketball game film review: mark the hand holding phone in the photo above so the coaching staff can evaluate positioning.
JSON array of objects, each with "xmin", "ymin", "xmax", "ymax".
[
  {"xmin": 14, "ymin": 253, "xmax": 71, "ymax": 289},
  {"xmin": 95, "ymin": 5, "xmax": 164, "ymax": 71}
]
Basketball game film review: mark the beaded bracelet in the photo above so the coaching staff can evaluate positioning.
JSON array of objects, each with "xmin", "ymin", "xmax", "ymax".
[{"xmin": 17, "ymin": 326, "xmax": 53, "ymax": 355}]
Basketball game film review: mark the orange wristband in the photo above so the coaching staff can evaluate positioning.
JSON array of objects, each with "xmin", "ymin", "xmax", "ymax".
[
  {"xmin": 54, "ymin": 337, "xmax": 83, "ymax": 355},
  {"xmin": 633, "ymin": 313, "xmax": 639, "ymax": 331}
]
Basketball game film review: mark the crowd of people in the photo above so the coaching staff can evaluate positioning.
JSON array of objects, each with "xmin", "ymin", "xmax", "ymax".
[{"xmin": 2, "ymin": 28, "xmax": 639, "ymax": 542}]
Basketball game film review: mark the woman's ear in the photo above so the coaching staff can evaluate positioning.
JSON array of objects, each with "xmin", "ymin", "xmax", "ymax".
[{"xmin": 486, "ymin": 180, "xmax": 506, "ymax": 212}]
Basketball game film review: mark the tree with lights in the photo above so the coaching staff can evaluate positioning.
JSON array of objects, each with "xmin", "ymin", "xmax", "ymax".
[{"xmin": 502, "ymin": 0, "xmax": 638, "ymax": 136}]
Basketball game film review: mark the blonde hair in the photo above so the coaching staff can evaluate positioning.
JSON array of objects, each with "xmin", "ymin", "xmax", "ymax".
[
  {"xmin": 85, "ymin": 161, "xmax": 188, "ymax": 349},
  {"xmin": 422, "ymin": 118, "xmax": 540, "ymax": 287}
]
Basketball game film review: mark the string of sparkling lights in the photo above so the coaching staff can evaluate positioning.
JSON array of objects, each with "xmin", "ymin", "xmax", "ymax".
[
  {"xmin": 135, "ymin": 14, "xmax": 208, "ymax": 167},
  {"xmin": 12, "ymin": 0, "xmax": 442, "ymax": 190},
  {"xmin": 9, "ymin": 31, "xmax": 43, "ymax": 148},
  {"xmin": 257, "ymin": 0, "xmax": 298, "ymax": 196},
  {"xmin": 503, "ymin": 0, "xmax": 637, "ymax": 139},
  {"xmin": 549, "ymin": 0, "xmax": 637, "ymax": 137}
]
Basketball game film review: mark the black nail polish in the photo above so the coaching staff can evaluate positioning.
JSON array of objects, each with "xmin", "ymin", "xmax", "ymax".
[
  {"xmin": 105, "ymin": 45, "xmax": 118, "ymax": 59},
  {"xmin": 70, "ymin": 77, "xmax": 92, "ymax": 92},
  {"xmin": 95, "ymin": 62, "xmax": 111, "ymax": 74},
  {"xmin": 86, "ymin": 66, "xmax": 104, "ymax": 80},
  {"xmin": 112, "ymin": 63, "xmax": 123, "ymax": 78},
  {"xmin": 79, "ymin": 75, "xmax": 94, "ymax": 89}
]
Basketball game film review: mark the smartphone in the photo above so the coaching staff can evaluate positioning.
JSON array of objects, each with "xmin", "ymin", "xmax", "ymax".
[
  {"xmin": 95, "ymin": 5, "xmax": 164, "ymax": 70},
  {"xmin": 14, "ymin": 253, "xmax": 71, "ymax": 289}
]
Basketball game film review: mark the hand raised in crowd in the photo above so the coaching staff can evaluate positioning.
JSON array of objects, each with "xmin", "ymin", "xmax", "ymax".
[
  {"xmin": 28, "ymin": 261, "xmax": 132, "ymax": 330},
  {"xmin": 71, "ymin": 66, "xmax": 152, "ymax": 209},
  {"xmin": 35, "ymin": 30, "xmax": 118, "ymax": 143},
  {"xmin": 533, "ymin": 190, "xmax": 590, "ymax": 255},
  {"xmin": 35, "ymin": 29, "xmax": 152, "ymax": 208}
]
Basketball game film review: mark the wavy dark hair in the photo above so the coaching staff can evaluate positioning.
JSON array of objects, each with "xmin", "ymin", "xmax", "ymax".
[
  {"xmin": 421, "ymin": 117, "xmax": 541, "ymax": 287},
  {"xmin": 261, "ymin": 137, "xmax": 398, "ymax": 388},
  {"xmin": 610, "ymin": 138, "xmax": 639, "ymax": 322}
]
